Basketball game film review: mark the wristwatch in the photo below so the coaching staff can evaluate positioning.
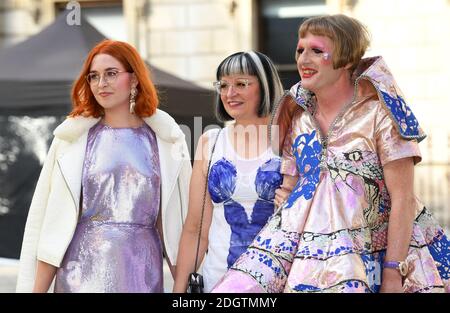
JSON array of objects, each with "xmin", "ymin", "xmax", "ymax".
[{"xmin": 383, "ymin": 260, "xmax": 408, "ymax": 277}]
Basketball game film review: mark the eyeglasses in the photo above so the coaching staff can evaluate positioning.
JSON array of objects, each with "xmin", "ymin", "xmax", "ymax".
[
  {"xmin": 86, "ymin": 70, "xmax": 130, "ymax": 86},
  {"xmin": 213, "ymin": 79, "xmax": 254, "ymax": 95}
]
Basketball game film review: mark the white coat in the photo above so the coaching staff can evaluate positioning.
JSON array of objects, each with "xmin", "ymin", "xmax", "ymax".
[{"xmin": 15, "ymin": 109, "xmax": 191, "ymax": 292}]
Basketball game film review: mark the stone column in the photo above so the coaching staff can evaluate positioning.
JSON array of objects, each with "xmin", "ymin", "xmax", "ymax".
[{"xmin": 0, "ymin": 0, "xmax": 39, "ymax": 49}]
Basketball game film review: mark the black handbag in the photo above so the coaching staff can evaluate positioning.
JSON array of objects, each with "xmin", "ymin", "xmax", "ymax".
[
  {"xmin": 187, "ymin": 272, "xmax": 204, "ymax": 293},
  {"xmin": 187, "ymin": 129, "xmax": 221, "ymax": 293}
]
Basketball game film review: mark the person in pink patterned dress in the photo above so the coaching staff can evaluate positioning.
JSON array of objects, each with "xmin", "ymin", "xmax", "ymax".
[{"xmin": 212, "ymin": 14, "xmax": 449, "ymax": 293}]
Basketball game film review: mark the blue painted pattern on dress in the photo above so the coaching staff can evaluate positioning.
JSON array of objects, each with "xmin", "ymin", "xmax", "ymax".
[
  {"xmin": 208, "ymin": 158, "xmax": 236, "ymax": 203},
  {"xmin": 427, "ymin": 231, "xmax": 450, "ymax": 280},
  {"xmin": 285, "ymin": 130, "xmax": 322, "ymax": 208},
  {"xmin": 254, "ymin": 230, "xmax": 299, "ymax": 257},
  {"xmin": 208, "ymin": 157, "xmax": 282, "ymax": 268},
  {"xmin": 230, "ymin": 211, "xmax": 299, "ymax": 292},
  {"xmin": 294, "ymin": 83, "xmax": 313, "ymax": 108},
  {"xmin": 255, "ymin": 158, "xmax": 283, "ymax": 201},
  {"xmin": 294, "ymin": 280, "xmax": 371, "ymax": 292},
  {"xmin": 361, "ymin": 252, "xmax": 384, "ymax": 293},
  {"xmin": 380, "ymin": 90, "xmax": 420, "ymax": 138},
  {"xmin": 293, "ymin": 284, "xmax": 321, "ymax": 292},
  {"xmin": 250, "ymin": 210, "xmax": 300, "ymax": 260}
]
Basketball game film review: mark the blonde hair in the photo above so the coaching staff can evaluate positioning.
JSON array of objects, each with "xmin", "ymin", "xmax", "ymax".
[{"xmin": 297, "ymin": 14, "xmax": 371, "ymax": 72}]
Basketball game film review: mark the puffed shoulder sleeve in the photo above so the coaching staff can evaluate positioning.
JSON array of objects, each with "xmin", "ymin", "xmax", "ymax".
[{"xmin": 375, "ymin": 102, "xmax": 423, "ymax": 166}]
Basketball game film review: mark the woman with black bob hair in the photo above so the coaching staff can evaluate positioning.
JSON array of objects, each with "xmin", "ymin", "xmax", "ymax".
[{"xmin": 173, "ymin": 51, "xmax": 285, "ymax": 292}]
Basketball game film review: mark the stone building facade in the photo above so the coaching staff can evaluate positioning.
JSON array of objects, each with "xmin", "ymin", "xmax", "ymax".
[{"xmin": 1, "ymin": 0, "xmax": 449, "ymax": 226}]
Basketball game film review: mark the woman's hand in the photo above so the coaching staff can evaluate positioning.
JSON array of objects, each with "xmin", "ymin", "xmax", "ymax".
[
  {"xmin": 274, "ymin": 185, "xmax": 292, "ymax": 208},
  {"xmin": 274, "ymin": 175, "xmax": 297, "ymax": 208},
  {"xmin": 380, "ymin": 268, "xmax": 404, "ymax": 293}
]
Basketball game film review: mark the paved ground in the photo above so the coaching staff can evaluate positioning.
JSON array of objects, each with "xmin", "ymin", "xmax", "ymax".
[
  {"xmin": 0, "ymin": 258, "xmax": 19, "ymax": 293},
  {"xmin": 0, "ymin": 257, "xmax": 174, "ymax": 293}
]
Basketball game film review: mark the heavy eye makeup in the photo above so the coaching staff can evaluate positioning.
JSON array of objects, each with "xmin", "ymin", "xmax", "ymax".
[
  {"xmin": 312, "ymin": 48, "xmax": 325, "ymax": 54},
  {"xmin": 296, "ymin": 47, "xmax": 325, "ymax": 55}
]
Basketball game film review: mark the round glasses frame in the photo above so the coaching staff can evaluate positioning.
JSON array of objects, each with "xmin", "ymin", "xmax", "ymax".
[{"xmin": 86, "ymin": 70, "xmax": 130, "ymax": 86}]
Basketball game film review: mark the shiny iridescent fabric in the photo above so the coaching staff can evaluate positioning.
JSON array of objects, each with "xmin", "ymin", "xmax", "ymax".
[
  {"xmin": 55, "ymin": 122, "xmax": 163, "ymax": 293},
  {"xmin": 212, "ymin": 57, "xmax": 450, "ymax": 293}
]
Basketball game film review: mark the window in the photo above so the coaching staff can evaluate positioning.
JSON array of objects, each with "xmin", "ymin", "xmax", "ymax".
[{"xmin": 257, "ymin": 0, "xmax": 327, "ymax": 89}]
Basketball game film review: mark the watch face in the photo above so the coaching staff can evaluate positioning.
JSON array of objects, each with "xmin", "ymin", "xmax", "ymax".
[{"xmin": 399, "ymin": 262, "xmax": 408, "ymax": 276}]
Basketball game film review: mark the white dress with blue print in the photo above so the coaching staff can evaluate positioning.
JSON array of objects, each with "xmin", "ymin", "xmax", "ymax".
[{"xmin": 201, "ymin": 127, "xmax": 282, "ymax": 292}]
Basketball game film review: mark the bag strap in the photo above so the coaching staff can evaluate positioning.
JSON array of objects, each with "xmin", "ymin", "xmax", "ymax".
[{"xmin": 193, "ymin": 128, "xmax": 221, "ymax": 272}]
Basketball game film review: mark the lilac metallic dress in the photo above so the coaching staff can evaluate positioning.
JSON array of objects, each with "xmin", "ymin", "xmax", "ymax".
[{"xmin": 54, "ymin": 122, "xmax": 163, "ymax": 293}]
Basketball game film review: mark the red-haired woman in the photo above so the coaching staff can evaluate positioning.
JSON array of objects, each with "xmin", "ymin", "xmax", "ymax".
[{"xmin": 15, "ymin": 40, "xmax": 191, "ymax": 293}]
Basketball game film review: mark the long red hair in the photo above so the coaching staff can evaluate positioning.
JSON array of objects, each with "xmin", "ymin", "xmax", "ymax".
[{"xmin": 69, "ymin": 39, "xmax": 158, "ymax": 117}]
